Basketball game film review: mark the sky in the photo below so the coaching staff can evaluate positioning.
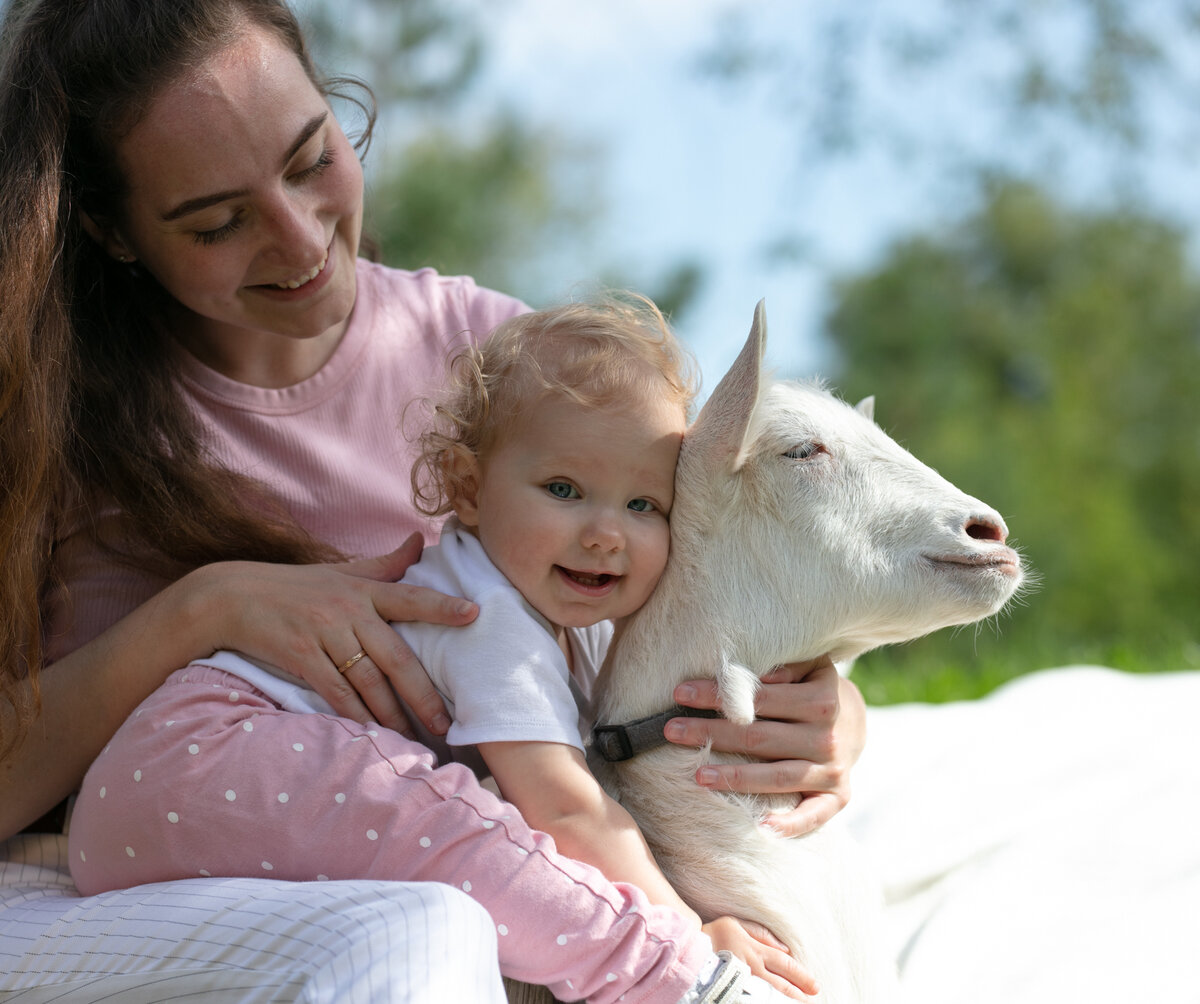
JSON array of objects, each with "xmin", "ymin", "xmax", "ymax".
[
  {"xmin": 463, "ymin": 0, "xmax": 920, "ymax": 394},
  {"xmin": 452, "ymin": 0, "xmax": 1198, "ymax": 400}
]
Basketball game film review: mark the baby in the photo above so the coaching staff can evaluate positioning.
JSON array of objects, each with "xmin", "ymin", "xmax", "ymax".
[{"xmin": 406, "ymin": 294, "xmax": 815, "ymax": 999}]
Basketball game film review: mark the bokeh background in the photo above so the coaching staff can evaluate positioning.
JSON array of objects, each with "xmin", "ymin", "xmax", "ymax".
[{"xmin": 124, "ymin": 1, "xmax": 1200, "ymax": 701}]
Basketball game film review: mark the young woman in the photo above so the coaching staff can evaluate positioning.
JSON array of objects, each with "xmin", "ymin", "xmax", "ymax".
[{"xmin": 0, "ymin": 1, "xmax": 865, "ymax": 999}]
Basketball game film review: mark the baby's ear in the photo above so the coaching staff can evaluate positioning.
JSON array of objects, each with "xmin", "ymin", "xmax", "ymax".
[{"xmin": 447, "ymin": 447, "xmax": 482, "ymax": 526}]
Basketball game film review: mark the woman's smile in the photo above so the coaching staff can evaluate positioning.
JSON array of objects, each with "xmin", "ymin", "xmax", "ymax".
[
  {"xmin": 266, "ymin": 248, "xmax": 329, "ymax": 290},
  {"xmin": 252, "ymin": 245, "xmax": 333, "ymax": 298}
]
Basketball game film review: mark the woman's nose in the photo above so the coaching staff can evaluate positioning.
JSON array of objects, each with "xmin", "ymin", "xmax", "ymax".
[{"xmin": 261, "ymin": 192, "xmax": 326, "ymax": 263}]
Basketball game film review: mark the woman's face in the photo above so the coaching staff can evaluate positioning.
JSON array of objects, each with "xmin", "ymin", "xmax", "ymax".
[{"xmin": 106, "ymin": 24, "xmax": 365, "ymax": 384}]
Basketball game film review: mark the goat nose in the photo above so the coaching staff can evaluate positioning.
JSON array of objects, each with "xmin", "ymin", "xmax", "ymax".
[{"xmin": 965, "ymin": 514, "xmax": 1007, "ymax": 543}]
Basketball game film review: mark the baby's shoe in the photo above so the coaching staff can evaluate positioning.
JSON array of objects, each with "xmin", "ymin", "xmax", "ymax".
[{"xmin": 677, "ymin": 951, "xmax": 798, "ymax": 1003}]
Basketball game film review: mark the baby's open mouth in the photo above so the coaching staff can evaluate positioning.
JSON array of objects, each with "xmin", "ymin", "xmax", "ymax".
[{"xmin": 560, "ymin": 568, "xmax": 615, "ymax": 588}]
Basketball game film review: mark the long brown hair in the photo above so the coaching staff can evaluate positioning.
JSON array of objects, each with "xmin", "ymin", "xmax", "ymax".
[{"xmin": 0, "ymin": 0, "xmax": 374, "ymax": 752}]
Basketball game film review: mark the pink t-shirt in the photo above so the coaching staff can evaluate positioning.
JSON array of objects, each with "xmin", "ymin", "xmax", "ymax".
[{"xmin": 43, "ymin": 261, "xmax": 527, "ymax": 663}]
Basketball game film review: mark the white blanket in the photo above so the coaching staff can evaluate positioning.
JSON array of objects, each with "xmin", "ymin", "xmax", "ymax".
[{"xmin": 844, "ymin": 666, "xmax": 1200, "ymax": 1004}]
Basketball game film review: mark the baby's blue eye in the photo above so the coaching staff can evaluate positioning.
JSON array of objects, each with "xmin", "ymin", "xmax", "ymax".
[
  {"xmin": 627, "ymin": 498, "xmax": 655, "ymax": 513},
  {"xmin": 546, "ymin": 482, "xmax": 579, "ymax": 500}
]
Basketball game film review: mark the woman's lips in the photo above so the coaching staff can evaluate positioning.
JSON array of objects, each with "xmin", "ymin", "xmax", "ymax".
[{"xmin": 271, "ymin": 250, "xmax": 329, "ymax": 289}]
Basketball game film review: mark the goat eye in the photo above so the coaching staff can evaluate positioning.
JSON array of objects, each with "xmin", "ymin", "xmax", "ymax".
[{"xmin": 784, "ymin": 442, "xmax": 827, "ymax": 461}]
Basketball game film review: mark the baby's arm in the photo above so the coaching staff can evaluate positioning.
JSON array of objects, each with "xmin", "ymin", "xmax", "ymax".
[
  {"xmin": 478, "ymin": 740, "xmax": 817, "ymax": 998},
  {"xmin": 479, "ymin": 740, "xmax": 700, "ymax": 922}
]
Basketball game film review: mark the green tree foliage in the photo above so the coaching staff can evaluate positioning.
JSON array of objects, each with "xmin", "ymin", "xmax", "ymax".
[
  {"xmin": 365, "ymin": 115, "xmax": 594, "ymax": 302},
  {"xmin": 301, "ymin": 0, "xmax": 604, "ymax": 308},
  {"xmin": 301, "ymin": 0, "xmax": 483, "ymax": 108},
  {"xmin": 827, "ymin": 180, "xmax": 1200, "ymax": 702}
]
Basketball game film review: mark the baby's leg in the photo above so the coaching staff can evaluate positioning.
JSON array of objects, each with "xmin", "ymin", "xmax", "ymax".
[{"xmin": 69, "ymin": 665, "xmax": 707, "ymax": 1004}]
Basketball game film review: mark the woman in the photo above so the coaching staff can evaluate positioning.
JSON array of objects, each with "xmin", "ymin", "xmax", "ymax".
[{"xmin": 0, "ymin": 1, "xmax": 865, "ymax": 1000}]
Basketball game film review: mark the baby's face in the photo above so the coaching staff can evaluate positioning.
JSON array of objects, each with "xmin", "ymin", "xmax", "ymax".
[{"xmin": 459, "ymin": 392, "xmax": 686, "ymax": 630}]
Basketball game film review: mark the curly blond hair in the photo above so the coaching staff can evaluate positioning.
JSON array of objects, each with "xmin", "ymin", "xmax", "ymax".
[{"xmin": 412, "ymin": 293, "xmax": 699, "ymax": 518}]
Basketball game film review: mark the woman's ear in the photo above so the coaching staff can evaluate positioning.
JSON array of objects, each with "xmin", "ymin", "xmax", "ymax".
[
  {"xmin": 79, "ymin": 211, "xmax": 136, "ymax": 263},
  {"xmin": 447, "ymin": 448, "xmax": 483, "ymax": 527}
]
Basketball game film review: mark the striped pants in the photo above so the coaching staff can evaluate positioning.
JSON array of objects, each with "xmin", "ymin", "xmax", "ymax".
[{"xmin": 1, "ymin": 832, "xmax": 506, "ymax": 1003}]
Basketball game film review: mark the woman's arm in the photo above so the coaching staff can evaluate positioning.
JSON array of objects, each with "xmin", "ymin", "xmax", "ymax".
[
  {"xmin": 666, "ymin": 656, "xmax": 867, "ymax": 838},
  {"xmin": 479, "ymin": 740, "xmax": 818, "ymax": 998},
  {"xmin": 1, "ymin": 536, "xmax": 474, "ymax": 839}
]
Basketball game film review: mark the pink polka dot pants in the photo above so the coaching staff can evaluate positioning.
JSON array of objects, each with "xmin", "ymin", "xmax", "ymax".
[{"xmin": 69, "ymin": 665, "xmax": 706, "ymax": 1004}]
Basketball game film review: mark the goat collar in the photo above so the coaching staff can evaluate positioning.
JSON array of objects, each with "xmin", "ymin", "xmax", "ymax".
[{"xmin": 591, "ymin": 706, "xmax": 722, "ymax": 763}]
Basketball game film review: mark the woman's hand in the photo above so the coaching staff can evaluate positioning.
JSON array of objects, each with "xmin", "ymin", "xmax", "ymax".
[
  {"xmin": 195, "ymin": 533, "xmax": 476, "ymax": 737},
  {"xmin": 665, "ymin": 656, "xmax": 866, "ymax": 837},
  {"xmin": 701, "ymin": 916, "xmax": 818, "ymax": 999},
  {"xmin": 1, "ymin": 534, "xmax": 470, "ymax": 838}
]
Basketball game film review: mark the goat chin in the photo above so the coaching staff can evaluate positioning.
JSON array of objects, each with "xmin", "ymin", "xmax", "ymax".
[{"xmin": 593, "ymin": 301, "xmax": 1022, "ymax": 1004}]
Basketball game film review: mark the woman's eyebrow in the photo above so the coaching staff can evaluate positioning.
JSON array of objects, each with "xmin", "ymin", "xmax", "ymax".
[{"xmin": 160, "ymin": 112, "xmax": 329, "ymax": 222}]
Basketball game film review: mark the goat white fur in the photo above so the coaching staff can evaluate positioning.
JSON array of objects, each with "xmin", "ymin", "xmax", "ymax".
[{"xmin": 592, "ymin": 302, "xmax": 1023, "ymax": 1003}]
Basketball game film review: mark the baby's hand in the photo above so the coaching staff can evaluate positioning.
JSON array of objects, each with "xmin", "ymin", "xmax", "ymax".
[{"xmin": 701, "ymin": 916, "xmax": 819, "ymax": 999}]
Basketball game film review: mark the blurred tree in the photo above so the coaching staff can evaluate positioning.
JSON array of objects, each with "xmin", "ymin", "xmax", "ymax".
[
  {"xmin": 297, "ymin": 0, "xmax": 611, "ymax": 308},
  {"xmin": 695, "ymin": 0, "xmax": 1200, "ymax": 295},
  {"xmin": 827, "ymin": 179, "xmax": 1200, "ymax": 700},
  {"xmin": 366, "ymin": 114, "xmax": 595, "ymax": 300},
  {"xmin": 298, "ymin": 0, "xmax": 696, "ymax": 313},
  {"xmin": 299, "ymin": 0, "xmax": 484, "ymax": 109},
  {"xmin": 697, "ymin": 0, "xmax": 1200, "ymax": 188}
]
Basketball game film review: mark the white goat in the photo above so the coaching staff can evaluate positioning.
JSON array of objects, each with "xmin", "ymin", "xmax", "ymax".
[{"xmin": 591, "ymin": 302, "xmax": 1023, "ymax": 1003}]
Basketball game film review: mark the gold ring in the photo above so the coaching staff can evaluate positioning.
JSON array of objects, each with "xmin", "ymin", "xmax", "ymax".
[{"xmin": 337, "ymin": 649, "xmax": 367, "ymax": 674}]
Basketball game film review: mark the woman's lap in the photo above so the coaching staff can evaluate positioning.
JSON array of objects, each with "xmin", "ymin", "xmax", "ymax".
[{"xmin": 1, "ymin": 833, "xmax": 505, "ymax": 1003}]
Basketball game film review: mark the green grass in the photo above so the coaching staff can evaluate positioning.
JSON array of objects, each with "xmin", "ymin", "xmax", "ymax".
[{"xmin": 850, "ymin": 629, "xmax": 1200, "ymax": 706}]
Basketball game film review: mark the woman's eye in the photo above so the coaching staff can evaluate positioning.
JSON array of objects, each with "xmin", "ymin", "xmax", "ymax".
[
  {"xmin": 546, "ymin": 482, "xmax": 579, "ymax": 500},
  {"xmin": 784, "ymin": 442, "xmax": 828, "ymax": 460},
  {"xmin": 291, "ymin": 147, "xmax": 335, "ymax": 183},
  {"xmin": 192, "ymin": 214, "xmax": 244, "ymax": 246},
  {"xmin": 627, "ymin": 498, "xmax": 656, "ymax": 514}
]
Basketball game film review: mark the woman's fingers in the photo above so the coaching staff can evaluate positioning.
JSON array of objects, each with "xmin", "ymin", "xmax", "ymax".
[
  {"xmin": 298, "ymin": 627, "xmax": 449, "ymax": 739},
  {"xmin": 760, "ymin": 792, "xmax": 845, "ymax": 839},
  {"xmin": 349, "ymin": 616, "xmax": 453, "ymax": 737},
  {"xmin": 694, "ymin": 752, "xmax": 845, "ymax": 794},
  {"xmin": 665, "ymin": 655, "xmax": 863, "ymax": 832},
  {"xmin": 305, "ymin": 654, "xmax": 376, "ymax": 728},
  {"xmin": 665, "ymin": 711, "xmax": 841, "ymax": 765},
  {"xmin": 216, "ymin": 543, "xmax": 479, "ymax": 736},
  {"xmin": 369, "ymin": 580, "xmax": 479, "ymax": 629},
  {"xmin": 333, "ymin": 532, "xmax": 426, "ymax": 582},
  {"xmin": 317, "ymin": 542, "xmax": 479, "ymax": 732}
]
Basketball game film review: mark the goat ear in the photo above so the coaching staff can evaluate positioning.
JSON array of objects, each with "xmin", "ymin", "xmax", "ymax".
[
  {"xmin": 687, "ymin": 299, "xmax": 767, "ymax": 472},
  {"xmin": 855, "ymin": 395, "xmax": 875, "ymax": 421}
]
